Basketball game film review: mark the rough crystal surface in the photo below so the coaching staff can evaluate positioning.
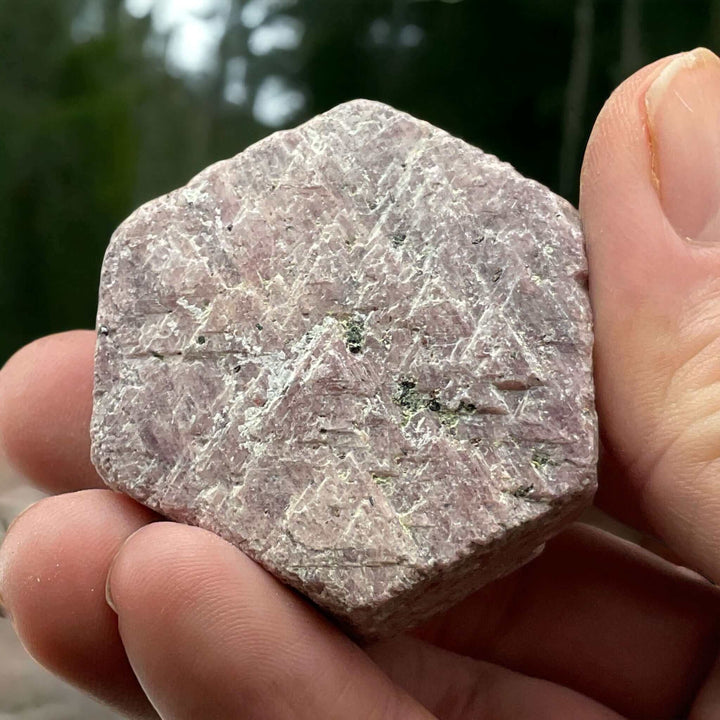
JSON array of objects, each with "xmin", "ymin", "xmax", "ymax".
[{"xmin": 91, "ymin": 100, "xmax": 597, "ymax": 638}]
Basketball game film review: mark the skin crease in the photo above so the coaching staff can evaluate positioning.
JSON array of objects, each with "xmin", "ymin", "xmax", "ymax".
[{"xmin": 3, "ymin": 49, "xmax": 720, "ymax": 719}]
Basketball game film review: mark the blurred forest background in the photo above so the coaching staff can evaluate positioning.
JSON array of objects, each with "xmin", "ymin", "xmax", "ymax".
[{"xmin": 0, "ymin": 0, "xmax": 717, "ymax": 362}]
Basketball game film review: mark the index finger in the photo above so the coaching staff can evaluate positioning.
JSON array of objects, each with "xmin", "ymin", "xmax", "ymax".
[{"xmin": 0, "ymin": 330, "xmax": 103, "ymax": 494}]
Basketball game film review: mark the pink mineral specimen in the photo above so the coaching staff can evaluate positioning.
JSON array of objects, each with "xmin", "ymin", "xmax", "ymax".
[{"xmin": 91, "ymin": 100, "xmax": 597, "ymax": 638}]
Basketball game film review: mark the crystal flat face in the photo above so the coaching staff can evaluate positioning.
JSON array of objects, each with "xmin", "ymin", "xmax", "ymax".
[{"xmin": 91, "ymin": 100, "xmax": 597, "ymax": 638}]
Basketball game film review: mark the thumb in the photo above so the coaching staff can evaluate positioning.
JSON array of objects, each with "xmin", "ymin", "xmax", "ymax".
[{"xmin": 581, "ymin": 48, "xmax": 720, "ymax": 580}]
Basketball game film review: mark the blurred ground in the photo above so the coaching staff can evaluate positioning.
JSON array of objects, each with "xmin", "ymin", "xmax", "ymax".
[{"xmin": 0, "ymin": 461, "xmax": 120, "ymax": 720}]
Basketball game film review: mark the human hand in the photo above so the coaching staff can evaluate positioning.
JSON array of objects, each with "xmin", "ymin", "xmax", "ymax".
[{"xmin": 2, "ymin": 49, "xmax": 720, "ymax": 720}]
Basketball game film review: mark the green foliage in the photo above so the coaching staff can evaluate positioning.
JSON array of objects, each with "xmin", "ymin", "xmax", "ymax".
[{"xmin": 0, "ymin": 0, "xmax": 717, "ymax": 362}]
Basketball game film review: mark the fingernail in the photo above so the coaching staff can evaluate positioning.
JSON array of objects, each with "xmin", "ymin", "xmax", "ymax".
[
  {"xmin": 105, "ymin": 552, "xmax": 119, "ymax": 614},
  {"xmin": 645, "ymin": 48, "xmax": 720, "ymax": 243},
  {"xmin": 105, "ymin": 581, "xmax": 117, "ymax": 614},
  {"xmin": 0, "ymin": 510, "xmax": 31, "ymax": 623},
  {"xmin": 0, "ymin": 552, "xmax": 12, "ymax": 622},
  {"xmin": 4, "ymin": 502, "xmax": 35, "ymax": 538}
]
